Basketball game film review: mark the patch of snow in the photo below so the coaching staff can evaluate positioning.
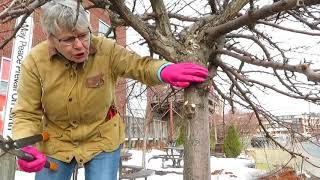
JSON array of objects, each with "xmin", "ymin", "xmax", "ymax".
[{"xmin": 15, "ymin": 149, "xmax": 265, "ymax": 180}]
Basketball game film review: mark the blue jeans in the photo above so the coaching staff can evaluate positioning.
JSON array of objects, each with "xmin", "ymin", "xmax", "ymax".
[{"xmin": 35, "ymin": 148, "xmax": 120, "ymax": 180}]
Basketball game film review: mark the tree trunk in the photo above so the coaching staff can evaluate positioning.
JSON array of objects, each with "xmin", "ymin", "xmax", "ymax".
[
  {"xmin": 183, "ymin": 87, "xmax": 210, "ymax": 180},
  {"xmin": 0, "ymin": 149, "xmax": 16, "ymax": 180}
]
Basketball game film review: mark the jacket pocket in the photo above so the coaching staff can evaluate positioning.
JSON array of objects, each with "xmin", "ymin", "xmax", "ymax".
[
  {"xmin": 98, "ymin": 113, "xmax": 121, "ymax": 150},
  {"xmin": 85, "ymin": 73, "xmax": 105, "ymax": 88},
  {"xmin": 38, "ymin": 131, "xmax": 63, "ymax": 155}
]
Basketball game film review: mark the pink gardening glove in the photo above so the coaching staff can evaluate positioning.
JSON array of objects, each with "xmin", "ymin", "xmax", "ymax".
[
  {"xmin": 160, "ymin": 62, "xmax": 208, "ymax": 88},
  {"xmin": 17, "ymin": 146, "xmax": 47, "ymax": 172}
]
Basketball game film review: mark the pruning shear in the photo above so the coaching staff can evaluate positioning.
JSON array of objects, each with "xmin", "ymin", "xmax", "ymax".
[{"xmin": 0, "ymin": 132, "xmax": 58, "ymax": 171}]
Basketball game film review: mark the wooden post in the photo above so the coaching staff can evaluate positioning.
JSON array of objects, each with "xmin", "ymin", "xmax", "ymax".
[
  {"xmin": 127, "ymin": 116, "xmax": 132, "ymax": 149},
  {"xmin": 0, "ymin": 149, "xmax": 16, "ymax": 180},
  {"xmin": 169, "ymin": 100, "xmax": 174, "ymax": 143}
]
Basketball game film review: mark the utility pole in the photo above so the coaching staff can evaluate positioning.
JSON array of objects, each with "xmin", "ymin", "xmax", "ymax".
[{"xmin": 222, "ymin": 99, "xmax": 226, "ymax": 140}]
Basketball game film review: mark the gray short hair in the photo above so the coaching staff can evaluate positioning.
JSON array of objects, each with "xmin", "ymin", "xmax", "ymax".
[{"xmin": 41, "ymin": 0, "xmax": 90, "ymax": 36}]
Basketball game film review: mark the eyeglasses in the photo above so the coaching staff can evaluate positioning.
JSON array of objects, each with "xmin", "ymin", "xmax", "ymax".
[{"xmin": 54, "ymin": 30, "xmax": 91, "ymax": 46}]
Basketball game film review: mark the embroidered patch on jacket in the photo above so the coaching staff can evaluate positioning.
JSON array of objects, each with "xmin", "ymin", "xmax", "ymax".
[{"xmin": 85, "ymin": 73, "xmax": 105, "ymax": 88}]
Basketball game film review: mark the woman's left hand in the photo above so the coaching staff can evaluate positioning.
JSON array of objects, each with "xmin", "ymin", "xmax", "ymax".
[{"xmin": 160, "ymin": 62, "xmax": 208, "ymax": 88}]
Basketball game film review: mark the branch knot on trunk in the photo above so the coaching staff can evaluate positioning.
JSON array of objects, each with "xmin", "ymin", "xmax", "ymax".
[{"xmin": 183, "ymin": 101, "xmax": 197, "ymax": 119}]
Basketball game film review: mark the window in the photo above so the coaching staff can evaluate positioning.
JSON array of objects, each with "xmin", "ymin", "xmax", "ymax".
[
  {"xmin": 0, "ymin": 81, "xmax": 8, "ymax": 95},
  {"xmin": 98, "ymin": 20, "xmax": 115, "ymax": 38},
  {"xmin": 0, "ymin": 57, "xmax": 11, "ymax": 95}
]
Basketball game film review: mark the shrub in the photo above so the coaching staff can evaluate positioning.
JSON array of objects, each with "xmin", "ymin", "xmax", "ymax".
[
  {"xmin": 210, "ymin": 128, "xmax": 216, "ymax": 153},
  {"xmin": 175, "ymin": 125, "xmax": 185, "ymax": 146},
  {"xmin": 223, "ymin": 125, "xmax": 242, "ymax": 158}
]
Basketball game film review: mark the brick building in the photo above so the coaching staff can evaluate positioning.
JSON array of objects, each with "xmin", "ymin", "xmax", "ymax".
[
  {"xmin": 0, "ymin": 2, "xmax": 127, "ymax": 134},
  {"xmin": 274, "ymin": 113, "xmax": 320, "ymax": 139},
  {"xmin": 148, "ymin": 84, "xmax": 221, "ymax": 142}
]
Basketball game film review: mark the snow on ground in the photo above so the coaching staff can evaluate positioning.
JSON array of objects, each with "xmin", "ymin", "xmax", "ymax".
[{"xmin": 15, "ymin": 149, "xmax": 265, "ymax": 180}]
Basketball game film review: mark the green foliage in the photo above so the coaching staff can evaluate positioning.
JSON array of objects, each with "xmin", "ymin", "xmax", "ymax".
[
  {"xmin": 175, "ymin": 125, "xmax": 185, "ymax": 146},
  {"xmin": 210, "ymin": 128, "xmax": 216, "ymax": 153},
  {"xmin": 223, "ymin": 125, "xmax": 242, "ymax": 158}
]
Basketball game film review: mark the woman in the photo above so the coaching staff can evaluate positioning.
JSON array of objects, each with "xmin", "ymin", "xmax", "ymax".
[{"xmin": 12, "ymin": 0, "xmax": 208, "ymax": 179}]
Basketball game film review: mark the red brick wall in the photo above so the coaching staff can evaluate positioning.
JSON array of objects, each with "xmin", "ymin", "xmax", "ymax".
[
  {"xmin": 0, "ymin": 18, "xmax": 15, "ymax": 59},
  {"xmin": 32, "ymin": 9, "xmax": 47, "ymax": 46},
  {"xmin": 114, "ymin": 26, "xmax": 127, "ymax": 115},
  {"xmin": 116, "ymin": 26, "xmax": 127, "ymax": 47},
  {"xmin": 89, "ymin": 8, "xmax": 110, "ymax": 35}
]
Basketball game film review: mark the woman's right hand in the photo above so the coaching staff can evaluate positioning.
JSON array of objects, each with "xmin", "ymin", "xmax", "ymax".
[{"xmin": 17, "ymin": 146, "xmax": 47, "ymax": 172}]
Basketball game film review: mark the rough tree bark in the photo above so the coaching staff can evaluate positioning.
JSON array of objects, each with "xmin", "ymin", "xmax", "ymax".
[{"xmin": 183, "ymin": 87, "xmax": 211, "ymax": 180}]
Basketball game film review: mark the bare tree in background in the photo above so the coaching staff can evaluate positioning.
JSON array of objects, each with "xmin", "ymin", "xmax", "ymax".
[{"xmin": 1, "ymin": 0, "xmax": 320, "ymax": 179}]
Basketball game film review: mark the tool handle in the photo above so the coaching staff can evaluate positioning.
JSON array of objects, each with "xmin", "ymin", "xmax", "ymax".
[
  {"xmin": 13, "ymin": 132, "xmax": 49, "ymax": 148},
  {"xmin": 19, "ymin": 150, "xmax": 58, "ymax": 171}
]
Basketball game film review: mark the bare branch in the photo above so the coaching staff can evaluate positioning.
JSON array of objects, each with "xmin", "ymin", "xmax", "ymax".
[
  {"xmin": 217, "ymin": 59, "xmax": 320, "ymax": 102},
  {"xmin": 0, "ymin": 13, "xmax": 31, "ymax": 49},
  {"xmin": 208, "ymin": 0, "xmax": 218, "ymax": 14},
  {"xmin": 0, "ymin": 0, "xmax": 51, "ymax": 23},
  {"xmin": 217, "ymin": 49, "xmax": 320, "ymax": 82},
  {"xmin": 258, "ymin": 20, "xmax": 320, "ymax": 36},
  {"xmin": 224, "ymin": 68, "xmax": 307, "ymax": 160},
  {"xmin": 206, "ymin": 0, "xmax": 320, "ymax": 42},
  {"xmin": 150, "ymin": 0, "xmax": 173, "ymax": 37}
]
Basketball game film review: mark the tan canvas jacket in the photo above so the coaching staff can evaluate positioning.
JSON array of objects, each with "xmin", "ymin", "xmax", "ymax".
[{"xmin": 12, "ymin": 35, "xmax": 167, "ymax": 164}]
